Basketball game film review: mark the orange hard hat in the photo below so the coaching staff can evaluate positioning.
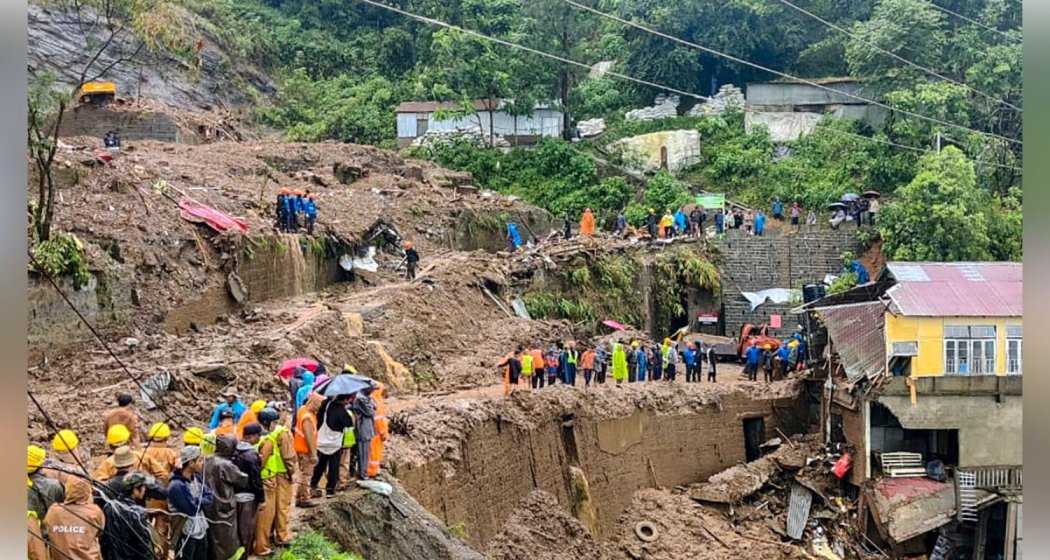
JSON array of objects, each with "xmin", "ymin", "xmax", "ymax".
[
  {"xmin": 307, "ymin": 193, "xmax": 316, "ymax": 199},
  {"xmin": 403, "ymin": 241, "xmax": 413, "ymax": 249},
  {"xmin": 279, "ymin": 187, "xmax": 290, "ymax": 195}
]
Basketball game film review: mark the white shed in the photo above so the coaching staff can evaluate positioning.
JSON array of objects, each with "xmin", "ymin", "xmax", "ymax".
[{"xmin": 395, "ymin": 99, "xmax": 564, "ymax": 146}]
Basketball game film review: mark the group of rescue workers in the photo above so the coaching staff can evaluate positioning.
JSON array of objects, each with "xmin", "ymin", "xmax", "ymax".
[
  {"xmin": 502, "ymin": 331, "xmax": 810, "ymax": 393},
  {"xmin": 499, "ymin": 337, "xmax": 720, "ymax": 394},
  {"xmin": 275, "ymin": 188, "xmax": 319, "ymax": 234},
  {"xmin": 27, "ymin": 363, "xmax": 386, "ymax": 560}
]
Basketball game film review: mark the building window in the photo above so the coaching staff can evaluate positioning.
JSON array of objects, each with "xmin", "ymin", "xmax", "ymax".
[
  {"xmin": 944, "ymin": 325, "xmax": 996, "ymax": 374},
  {"xmin": 1007, "ymin": 325, "xmax": 1022, "ymax": 375}
]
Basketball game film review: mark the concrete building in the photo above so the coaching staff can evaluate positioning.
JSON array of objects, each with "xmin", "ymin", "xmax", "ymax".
[
  {"xmin": 395, "ymin": 100, "xmax": 564, "ymax": 147},
  {"xmin": 744, "ymin": 78, "xmax": 888, "ymax": 142},
  {"xmin": 802, "ymin": 262, "xmax": 1022, "ymax": 559}
]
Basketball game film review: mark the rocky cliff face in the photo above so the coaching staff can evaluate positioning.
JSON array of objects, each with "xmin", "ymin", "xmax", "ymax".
[{"xmin": 28, "ymin": 2, "xmax": 274, "ymax": 110}]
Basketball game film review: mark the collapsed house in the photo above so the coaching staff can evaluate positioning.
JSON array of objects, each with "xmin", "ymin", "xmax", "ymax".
[{"xmin": 798, "ymin": 262, "xmax": 1022, "ymax": 559}]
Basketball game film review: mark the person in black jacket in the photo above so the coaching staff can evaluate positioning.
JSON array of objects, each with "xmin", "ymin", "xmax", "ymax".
[
  {"xmin": 403, "ymin": 241, "xmax": 420, "ymax": 280},
  {"xmin": 234, "ymin": 424, "xmax": 264, "ymax": 552},
  {"xmin": 311, "ymin": 395, "xmax": 355, "ymax": 496},
  {"xmin": 100, "ymin": 472, "xmax": 157, "ymax": 560}
]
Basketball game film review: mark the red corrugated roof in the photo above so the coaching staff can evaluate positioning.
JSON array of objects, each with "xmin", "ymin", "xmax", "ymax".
[{"xmin": 884, "ymin": 262, "xmax": 1022, "ymax": 317}]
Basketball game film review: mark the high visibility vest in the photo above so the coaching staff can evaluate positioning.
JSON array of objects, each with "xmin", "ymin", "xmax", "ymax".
[
  {"xmin": 367, "ymin": 387, "xmax": 389, "ymax": 477},
  {"xmin": 260, "ymin": 426, "xmax": 288, "ymax": 480},
  {"xmin": 293, "ymin": 409, "xmax": 315, "ymax": 455},
  {"xmin": 567, "ymin": 351, "xmax": 578, "ymax": 365},
  {"xmin": 521, "ymin": 354, "xmax": 534, "ymax": 376}
]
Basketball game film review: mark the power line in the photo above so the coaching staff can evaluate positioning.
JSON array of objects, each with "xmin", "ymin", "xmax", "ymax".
[
  {"xmin": 353, "ymin": 0, "xmax": 707, "ymax": 102},
  {"xmin": 769, "ymin": 0, "xmax": 1021, "ymax": 111},
  {"xmin": 27, "ymin": 248, "xmax": 195, "ymax": 430},
  {"xmin": 560, "ymin": 0, "xmax": 1023, "ymax": 147},
  {"xmin": 350, "ymin": 0, "xmax": 1019, "ymax": 170},
  {"xmin": 927, "ymin": 1, "xmax": 1020, "ymax": 41}
]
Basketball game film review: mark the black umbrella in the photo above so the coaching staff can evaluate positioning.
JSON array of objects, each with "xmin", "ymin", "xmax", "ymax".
[
  {"xmin": 315, "ymin": 374, "xmax": 374, "ymax": 397},
  {"xmin": 863, "ymin": 190, "xmax": 881, "ymax": 198}
]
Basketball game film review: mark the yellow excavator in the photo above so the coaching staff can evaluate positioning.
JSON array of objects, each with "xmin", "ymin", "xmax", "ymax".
[{"xmin": 77, "ymin": 81, "xmax": 117, "ymax": 105}]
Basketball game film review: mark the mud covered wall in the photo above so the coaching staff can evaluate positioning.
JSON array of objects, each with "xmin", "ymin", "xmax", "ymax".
[
  {"xmin": 27, "ymin": 270, "xmax": 134, "ymax": 356},
  {"xmin": 393, "ymin": 387, "xmax": 807, "ymax": 548},
  {"xmin": 163, "ymin": 235, "xmax": 343, "ymax": 333},
  {"xmin": 451, "ymin": 208, "xmax": 554, "ymax": 252}
]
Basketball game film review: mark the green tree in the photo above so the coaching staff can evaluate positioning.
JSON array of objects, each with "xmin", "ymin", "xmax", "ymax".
[{"xmin": 878, "ymin": 147, "xmax": 993, "ymax": 261}]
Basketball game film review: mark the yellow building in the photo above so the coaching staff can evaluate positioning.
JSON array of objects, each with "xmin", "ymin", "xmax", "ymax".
[{"xmin": 880, "ymin": 262, "xmax": 1022, "ymax": 377}]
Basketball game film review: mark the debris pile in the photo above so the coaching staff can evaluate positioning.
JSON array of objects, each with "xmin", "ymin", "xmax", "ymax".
[
  {"xmin": 486, "ymin": 491, "xmax": 605, "ymax": 560},
  {"xmin": 624, "ymin": 94, "xmax": 680, "ymax": 122},
  {"xmin": 687, "ymin": 84, "xmax": 745, "ymax": 117}
]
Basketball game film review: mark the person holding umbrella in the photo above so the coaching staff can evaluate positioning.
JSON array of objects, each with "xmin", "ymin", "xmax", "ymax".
[
  {"xmin": 310, "ymin": 394, "xmax": 355, "ymax": 498},
  {"xmin": 828, "ymin": 202, "xmax": 847, "ymax": 229}
]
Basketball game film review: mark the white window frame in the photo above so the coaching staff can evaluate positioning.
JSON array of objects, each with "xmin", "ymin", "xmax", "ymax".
[
  {"xmin": 944, "ymin": 325, "xmax": 996, "ymax": 375},
  {"xmin": 1007, "ymin": 337, "xmax": 1022, "ymax": 375}
]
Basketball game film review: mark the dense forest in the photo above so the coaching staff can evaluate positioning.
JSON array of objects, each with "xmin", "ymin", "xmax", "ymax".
[{"xmin": 38, "ymin": 0, "xmax": 1025, "ymax": 260}]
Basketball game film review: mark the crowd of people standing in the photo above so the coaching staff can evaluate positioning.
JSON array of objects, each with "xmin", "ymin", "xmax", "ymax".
[
  {"xmin": 28, "ymin": 363, "xmax": 385, "ymax": 560},
  {"xmin": 499, "ymin": 337, "xmax": 722, "ymax": 394}
]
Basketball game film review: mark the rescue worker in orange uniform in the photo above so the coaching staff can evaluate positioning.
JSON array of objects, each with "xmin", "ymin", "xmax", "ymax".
[
  {"xmin": 102, "ymin": 393, "xmax": 140, "ymax": 447},
  {"xmin": 44, "ymin": 429, "xmax": 92, "ymax": 486},
  {"xmin": 367, "ymin": 383, "xmax": 390, "ymax": 479},
  {"xmin": 94, "ymin": 424, "xmax": 141, "ymax": 480},
  {"xmin": 236, "ymin": 400, "xmax": 267, "ymax": 439},
  {"xmin": 213, "ymin": 409, "xmax": 237, "ymax": 438},
  {"xmin": 255, "ymin": 407, "xmax": 297, "ymax": 556},
  {"xmin": 293, "ymin": 392, "xmax": 323, "ymax": 506},
  {"xmin": 140, "ymin": 422, "xmax": 179, "ymax": 560},
  {"xmin": 44, "ymin": 476, "xmax": 105, "ymax": 560},
  {"xmin": 580, "ymin": 207, "xmax": 596, "ymax": 236}
]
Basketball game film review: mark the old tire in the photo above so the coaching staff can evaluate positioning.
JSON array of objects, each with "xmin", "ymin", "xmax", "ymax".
[{"xmin": 634, "ymin": 521, "xmax": 658, "ymax": 542}]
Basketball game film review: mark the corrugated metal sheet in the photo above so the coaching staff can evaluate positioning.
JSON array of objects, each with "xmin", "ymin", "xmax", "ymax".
[
  {"xmin": 819, "ymin": 301, "xmax": 886, "ymax": 381},
  {"xmin": 395, "ymin": 99, "xmax": 499, "ymax": 113},
  {"xmin": 884, "ymin": 262, "xmax": 1022, "ymax": 317},
  {"xmin": 786, "ymin": 484, "xmax": 813, "ymax": 540}
]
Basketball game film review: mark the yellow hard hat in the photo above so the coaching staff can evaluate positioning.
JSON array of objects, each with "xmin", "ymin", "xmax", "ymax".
[
  {"xmin": 663, "ymin": 338, "xmax": 672, "ymax": 345},
  {"xmin": 250, "ymin": 400, "xmax": 267, "ymax": 414},
  {"xmin": 51, "ymin": 430, "xmax": 79, "ymax": 452},
  {"xmin": 182, "ymin": 427, "xmax": 204, "ymax": 445},
  {"xmin": 200, "ymin": 433, "xmax": 216, "ymax": 456},
  {"xmin": 147, "ymin": 422, "xmax": 171, "ymax": 441},
  {"xmin": 27, "ymin": 445, "xmax": 46, "ymax": 472},
  {"xmin": 106, "ymin": 424, "xmax": 131, "ymax": 447},
  {"xmin": 631, "ymin": 340, "xmax": 640, "ymax": 348}
]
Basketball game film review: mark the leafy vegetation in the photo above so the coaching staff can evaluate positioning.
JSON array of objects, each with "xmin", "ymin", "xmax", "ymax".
[
  {"xmin": 524, "ymin": 254, "xmax": 643, "ymax": 326},
  {"xmin": 277, "ymin": 532, "xmax": 362, "ymax": 560},
  {"xmin": 30, "ymin": 233, "xmax": 92, "ymax": 289}
]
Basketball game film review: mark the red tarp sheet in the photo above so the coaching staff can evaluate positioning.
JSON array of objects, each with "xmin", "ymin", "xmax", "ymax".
[{"xmin": 179, "ymin": 198, "xmax": 248, "ymax": 234}]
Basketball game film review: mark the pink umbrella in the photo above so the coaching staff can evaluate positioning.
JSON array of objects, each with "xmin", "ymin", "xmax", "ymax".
[{"xmin": 276, "ymin": 358, "xmax": 320, "ymax": 380}]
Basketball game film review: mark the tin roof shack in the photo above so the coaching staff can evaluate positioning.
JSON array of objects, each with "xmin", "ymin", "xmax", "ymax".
[
  {"xmin": 745, "ymin": 78, "xmax": 888, "ymax": 142},
  {"xmin": 395, "ymin": 100, "xmax": 564, "ymax": 147},
  {"xmin": 807, "ymin": 262, "xmax": 1022, "ymax": 559}
]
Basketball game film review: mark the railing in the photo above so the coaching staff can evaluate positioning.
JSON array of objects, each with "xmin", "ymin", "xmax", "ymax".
[{"xmin": 960, "ymin": 465, "xmax": 1023, "ymax": 491}]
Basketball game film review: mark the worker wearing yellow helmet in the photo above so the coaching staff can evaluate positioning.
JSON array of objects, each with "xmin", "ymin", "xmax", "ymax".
[
  {"xmin": 140, "ymin": 422, "xmax": 179, "ymax": 559},
  {"xmin": 236, "ymin": 399, "xmax": 267, "ymax": 439},
  {"xmin": 27, "ymin": 445, "xmax": 64, "ymax": 520},
  {"xmin": 43, "ymin": 430, "xmax": 91, "ymax": 486},
  {"xmin": 183, "ymin": 426, "xmax": 205, "ymax": 446},
  {"xmin": 93, "ymin": 424, "xmax": 142, "ymax": 480}
]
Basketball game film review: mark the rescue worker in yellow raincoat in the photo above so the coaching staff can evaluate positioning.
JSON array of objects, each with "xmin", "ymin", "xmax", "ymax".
[
  {"xmin": 612, "ymin": 341, "xmax": 628, "ymax": 384},
  {"xmin": 94, "ymin": 424, "xmax": 141, "ymax": 480}
]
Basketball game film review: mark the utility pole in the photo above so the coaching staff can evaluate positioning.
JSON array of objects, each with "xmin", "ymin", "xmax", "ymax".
[{"xmin": 935, "ymin": 132, "xmax": 941, "ymax": 152}]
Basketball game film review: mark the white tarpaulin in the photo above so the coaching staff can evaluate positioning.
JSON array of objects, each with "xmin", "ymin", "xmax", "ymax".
[{"xmin": 741, "ymin": 288, "xmax": 798, "ymax": 311}]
